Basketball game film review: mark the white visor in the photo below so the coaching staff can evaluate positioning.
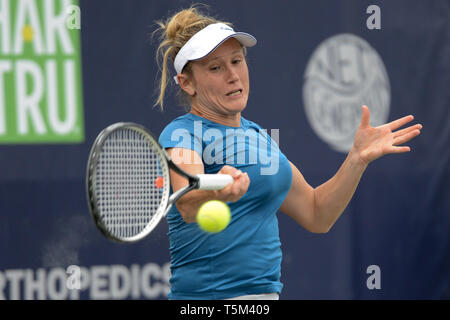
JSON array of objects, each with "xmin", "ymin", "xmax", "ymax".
[{"xmin": 173, "ymin": 23, "xmax": 257, "ymax": 84}]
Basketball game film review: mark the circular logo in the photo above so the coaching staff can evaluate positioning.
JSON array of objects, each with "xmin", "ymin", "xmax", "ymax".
[{"xmin": 303, "ymin": 34, "xmax": 390, "ymax": 152}]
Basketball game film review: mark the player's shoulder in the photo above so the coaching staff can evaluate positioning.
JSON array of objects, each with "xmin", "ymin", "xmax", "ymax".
[
  {"xmin": 241, "ymin": 116, "xmax": 264, "ymax": 131},
  {"xmin": 162, "ymin": 113, "xmax": 195, "ymax": 128},
  {"xmin": 158, "ymin": 113, "xmax": 199, "ymax": 147},
  {"xmin": 160, "ymin": 113, "xmax": 195, "ymax": 135}
]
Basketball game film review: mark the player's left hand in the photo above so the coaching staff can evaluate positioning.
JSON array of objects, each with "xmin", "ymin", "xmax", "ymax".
[{"xmin": 352, "ymin": 105, "xmax": 422, "ymax": 165}]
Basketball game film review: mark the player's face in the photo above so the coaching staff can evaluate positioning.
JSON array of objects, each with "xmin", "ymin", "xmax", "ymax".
[{"xmin": 188, "ymin": 38, "xmax": 250, "ymax": 116}]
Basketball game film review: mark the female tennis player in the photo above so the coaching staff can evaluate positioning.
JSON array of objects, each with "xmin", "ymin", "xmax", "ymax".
[{"xmin": 154, "ymin": 6, "xmax": 422, "ymax": 300}]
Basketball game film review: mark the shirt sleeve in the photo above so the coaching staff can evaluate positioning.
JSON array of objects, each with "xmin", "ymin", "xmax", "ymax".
[{"xmin": 158, "ymin": 118, "xmax": 203, "ymax": 156}]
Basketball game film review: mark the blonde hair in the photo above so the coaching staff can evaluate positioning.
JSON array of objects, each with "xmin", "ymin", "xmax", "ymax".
[{"xmin": 153, "ymin": 5, "xmax": 232, "ymax": 110}]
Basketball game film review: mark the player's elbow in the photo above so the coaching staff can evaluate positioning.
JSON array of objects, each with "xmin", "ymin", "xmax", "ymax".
[
  {"xmin": 307, "ymin": 213, "xmax": 333, "ymax": 234},
  {"xmin": 297, "ymin": 214, "xmax": 332, "ymax": 233},
  {"xmin": 308, "ymin": 223, "xmax": 332, "ymax": 234},
  {"xmin": 308, "ymin": 192, "xmax": 333, "ymax": 234}
]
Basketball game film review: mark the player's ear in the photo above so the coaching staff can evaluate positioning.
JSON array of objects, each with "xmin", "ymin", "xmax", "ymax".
[{"xmin": 177, "ymin": 73, "xmax": 196, "ymax": 97}]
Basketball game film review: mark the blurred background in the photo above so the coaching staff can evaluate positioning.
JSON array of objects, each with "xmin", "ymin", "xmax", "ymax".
[{"xmin": 0, "ymin": 0, "xmax": 448, "ymax": 299}]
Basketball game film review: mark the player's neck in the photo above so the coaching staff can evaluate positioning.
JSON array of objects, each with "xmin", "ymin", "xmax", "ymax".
[{"xmin": 190, "ymin": 107, "xmax": 241, "ymax": 127}]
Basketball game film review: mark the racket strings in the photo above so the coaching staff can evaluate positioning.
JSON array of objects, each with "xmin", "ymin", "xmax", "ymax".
[{"xmin": 94, "ymin": 128, "xmax": 166, "ymax": 239}]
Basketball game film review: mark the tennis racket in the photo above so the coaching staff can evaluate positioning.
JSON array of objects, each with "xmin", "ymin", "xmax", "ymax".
[{"xmin": 86, "ymin": 122, "xmax": 233, "ymax": 243}]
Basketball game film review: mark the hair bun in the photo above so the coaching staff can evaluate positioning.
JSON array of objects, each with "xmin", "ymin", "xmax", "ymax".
[
  {"xmin": 165, "ymin": 10, "xmax": 197, "ymax": 42},
  {"xmin": 153, "ymin": 5, "xmax": 231, "ymax": 110}
]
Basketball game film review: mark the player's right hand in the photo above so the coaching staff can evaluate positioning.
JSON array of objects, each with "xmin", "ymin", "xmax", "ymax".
[{"xmin": 215, "ymin": 165, "xmax": 250, "ymax": 202}]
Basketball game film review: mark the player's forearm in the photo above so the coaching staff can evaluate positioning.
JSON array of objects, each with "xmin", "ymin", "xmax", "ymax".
[{"xmin": 313, "ymin": 148, "xmax": 368, "ymax": 232}]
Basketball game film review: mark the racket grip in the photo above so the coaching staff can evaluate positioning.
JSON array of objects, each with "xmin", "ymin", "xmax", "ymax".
[{"xmin": 197, "ymin": 174, "xmax": 233, "ymax": 190}]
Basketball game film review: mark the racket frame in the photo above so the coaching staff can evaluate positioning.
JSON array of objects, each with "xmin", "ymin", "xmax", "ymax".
[
  {"xmin": 86, "ymin": 122, "xmax": 174, "ymax": 242},
  {"xmin": 86, "ymin": 122, "xmax": 232, "ymax": 243}
]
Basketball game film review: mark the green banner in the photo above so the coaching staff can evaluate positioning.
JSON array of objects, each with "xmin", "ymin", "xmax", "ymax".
[{"xmin": 0, "ymin": 0, "xmax": 83, "ymax": 144}]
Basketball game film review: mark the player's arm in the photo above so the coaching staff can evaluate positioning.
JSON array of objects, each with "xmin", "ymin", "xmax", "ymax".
[
  {"xmin": 281, "ymin": 106, "xmax": 421, "ymax": 233},
  {"xmin": 280, "ymin": 151, "xmax": 367, "ymax": 233},
  {"xmin": 166, "ymin": 148, "xmax": 250, "ymax": 223},
  {"xmin": 279, "ymin": 161, "xmax": 318, "ymax": 232}
]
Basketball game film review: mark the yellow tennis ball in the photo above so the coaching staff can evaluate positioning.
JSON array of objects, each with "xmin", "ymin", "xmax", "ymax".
[{"xmin": 197, "ymin": 200, "xmax": 231, "ymax": 233}]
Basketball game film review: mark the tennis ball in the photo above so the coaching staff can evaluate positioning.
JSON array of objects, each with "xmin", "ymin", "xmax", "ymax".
[{"xmin": 197, "ymin": 200, "xmax": 231, "ymax": 233}]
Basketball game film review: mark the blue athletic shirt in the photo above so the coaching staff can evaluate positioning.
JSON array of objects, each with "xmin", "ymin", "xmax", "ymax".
[{"xmin": 158, "ymin": 113, "xmax": 293, "ymax": 300}]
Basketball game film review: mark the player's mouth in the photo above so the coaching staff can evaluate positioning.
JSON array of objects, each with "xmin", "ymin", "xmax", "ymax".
[{"xmin": 225, "ymin": 89, "xmax": 243, "ymax": 97}]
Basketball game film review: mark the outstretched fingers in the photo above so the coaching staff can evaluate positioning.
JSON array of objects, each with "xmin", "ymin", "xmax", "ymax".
[
  {"xmin": 389, "ymin": 146, "xmax": 411, "ymax": 153},
  {"xmin": 387, "ymin": 114, "xmax": 415, "ymax": 131},
  {"xmin": 359, "ymin": 105, "xmax": 371, "ymax": 128},
  {"xmin": 393, "ymin": 123, "xmax": 423, "ymax": 138},
  {"xmin": 393, "ymin": 128, "xmax": 421, "ymax": 146}
]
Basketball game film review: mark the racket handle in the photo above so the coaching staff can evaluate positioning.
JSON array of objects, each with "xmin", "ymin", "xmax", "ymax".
[{"xmin": 197, "ymin": 174, "xmax": 233, "ymax": 190}]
